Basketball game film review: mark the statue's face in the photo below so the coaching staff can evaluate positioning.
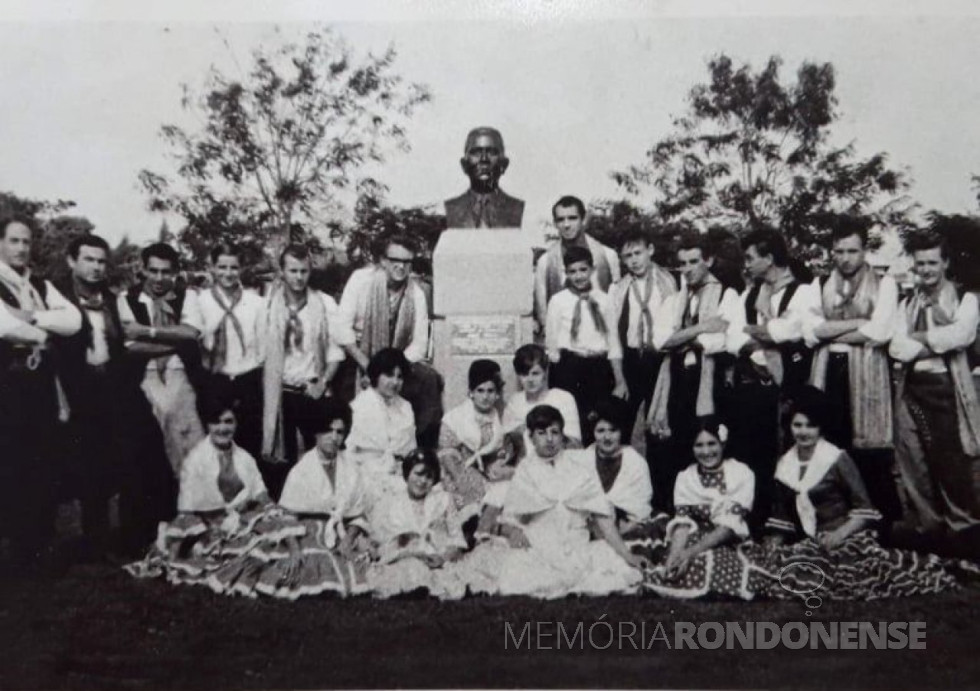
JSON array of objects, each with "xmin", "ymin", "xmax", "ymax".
[{"xmin": 461, "ymin": 132, "xmax": 508, "ymax": 192}]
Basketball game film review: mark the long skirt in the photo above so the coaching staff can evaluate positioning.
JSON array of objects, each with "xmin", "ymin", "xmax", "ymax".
[
  {"xmin": 769, "ymin": 530, "xmax": 961, "ymax": 601},
  {"xmin": 639, "ymin": 531, "xmax": 775, "ymax": 600},
  {"xmin": 124, "ymin": 506, "xmax": 303, "ymax": 597},
  {"xmin": 252, "ymin": 517, "xmax": 373, "ymax": 600}
]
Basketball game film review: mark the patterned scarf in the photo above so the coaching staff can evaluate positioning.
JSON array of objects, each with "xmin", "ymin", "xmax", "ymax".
[
  {"xmin": 262, "ymin": 281, "xmax": 330, "ymax": 460},
  {"xmin": 647, "ymin": 275, "xmax": 723, "ymax": 438},
  {"xmin": 897, "ymin": 280, "xmax": 980, "ymax": 455},
  {"xmin": 361, "ymin": 266, "xmax": 417, "ymax": 361},
  {"xmin": 751, "ymin": 271, "xmax": 797, "ymax": 385},
  {"xmin": 809, "ymin": 265, "xmax": 892, "ymax": 448},
  {"xmin": 566, "ymin": 279, "xmax": 607, "ymax": 342},
  {"xmin": 208, "ymin": 285, "xmax": 246, "ymax": 373}
]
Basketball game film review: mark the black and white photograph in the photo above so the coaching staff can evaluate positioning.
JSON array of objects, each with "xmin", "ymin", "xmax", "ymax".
[{"xmin": 1, "ymin": 1, "xmax": 979, "ymax": 688}]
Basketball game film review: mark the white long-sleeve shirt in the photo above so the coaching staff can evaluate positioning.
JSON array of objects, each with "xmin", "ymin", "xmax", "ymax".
[
  {"xmin": 0, "ymin": 279, "xmax": 81, "ymax": 344},
  {"xmin": 889, "ymin": 290, "xmax": 979, "ymax": 373},
  {"xmin": 727, "ymin": 281, "xmax": 821, "ymax": 356},
  {"xmin": 545, "ymin": 287, "xmax": 621, "ymax": 361},
  {"xmin": 652, "ymin": 285, "xmax": 742, "ymax": 356},
  {"xmin": 802, "ymin": 274, "xmax": 898, "ymax": 350},
  {"xmin": 335, "ymin": 266, "xmax": 429, "ymax": 363}
]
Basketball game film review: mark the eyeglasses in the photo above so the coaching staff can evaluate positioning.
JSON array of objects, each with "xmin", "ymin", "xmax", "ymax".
[{"xmin": 384, "ymin": 256, "xmax": 413, "ymax": 266}]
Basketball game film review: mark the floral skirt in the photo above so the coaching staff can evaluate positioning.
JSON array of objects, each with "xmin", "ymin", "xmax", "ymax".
[{"xmin": 769, "ymin": 530, "xmax": 961, "ymax": 601}]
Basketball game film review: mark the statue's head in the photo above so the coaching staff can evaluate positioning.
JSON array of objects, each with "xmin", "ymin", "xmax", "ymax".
[{"xmin": 460, "ymin": 127, "xmax": 509, "ymax": 193}]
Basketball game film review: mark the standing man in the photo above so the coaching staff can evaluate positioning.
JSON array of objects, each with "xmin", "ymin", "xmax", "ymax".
[
  {"xmin": 444, "ymin": 126, "xmax": 524, "ymax": 229},
  {"xmin": 534, "ymin": 195, "xmax": 620, "ymax": 333},
  {"xmin": 647, "ymin": 234, "xmax": 741, "ymax": 512},
  {"xmin": 805, "ymin": 221, "xmax": 901, "ymax": 522},
  {"xmin": 118, "ymin": 243, "xmax": 205, "ymax": 475},
  {"xmin": 890, "ymin": 232, "xmax": 980, "ymax": 537},
  {"xmin": 335, "ymin": 234, "xmax": 442, "ymax": 446},
  {"xmin": 196, "ymin": 242, "xmax": 266, "ymax": 460},
  {"xmin": 56, "ymin": 235, "xmax": 174, "ymax": 558},
  {"xmin": 607, "ymin": 228, "xmax": 677, "ymax": 448},
  {"xmin": 261, "ymin": 244, "xmax": 345, "ymax": 498},
  {"xmin": 726, "ymin": 227, "xmax": 820, "ymax": 527},
  {"xmin": 0, "ymin": 216, "xmax": 81, "ymax": 569}
]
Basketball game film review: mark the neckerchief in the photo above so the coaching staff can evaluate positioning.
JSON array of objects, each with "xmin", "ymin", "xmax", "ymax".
[
  {"xmin": 144, "ymin": 287, "xmax": 178, "ymax": 382},
  {"xmin": 774, "ymin": 439, "xmax": 841, "ymax": 538},
  {"xmin": 629, "ymin": 273, "xmax": 655, "ymax": 351},
  {"xmin": 566, "ymin": 280, "xmax": 607, "ymax": 342},
  {"xmin": 209, "ymin": 285, "xmax": 246, "ymax": 373}
]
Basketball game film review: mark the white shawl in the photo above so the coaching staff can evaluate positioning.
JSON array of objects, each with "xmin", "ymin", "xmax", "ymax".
[
  {"xmin": 279, "ymin": 449, "xmax": 370, "ymax": 544},
  {"xmin": 440, "ymin": 398, "xmax": 503, "ymax": 468},
  {"xmin": 177, "ymin": 438, "xmax": 268, "ymax": 512},
  {"xmin": 569, "ymin": 445, "xmax": 652, "ymax": 522},
  {"xmin": 774, "ymin": 439, "xmax": 841, "ymax": 538},
  {"xmin": 346, "ymin": 387, "xmax": 417, "ymax": 476},
  {"xmin": 670, "ymin": 458, "xmax": 755, "ymax": 539},
  {"xmin": 504, "ymin": 452, "xmax": 613, "ymax": 520}
]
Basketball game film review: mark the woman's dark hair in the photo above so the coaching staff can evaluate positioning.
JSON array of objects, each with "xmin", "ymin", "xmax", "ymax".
[
  {"xmin": 309, "ymin": 399, "xmax": 352, "ymax": 437},
  {"xmin": 587, "ymin": 397, "xmax": 631, "ymax": 434},
  {"xmin": 526, "ymin": 404, "xmax": 565, "ymax": 433},
  {"xmin": 692, "ymin": 416, "xmax": 727, "ymax": 446},
  {"xmin": 400, "ymin": 448, "xmax": 441, "ymax": 483},
  {"xmin": 367, "ymin": 347, "xmax": 411, "ymax": 387},
  {"xmin": 512, "ymin": 344, "xmax": 548, "ymax": 376},
  {"xmin": 200, "ymin": 389, "xmax": 238, "ymax": 426},
  {"xmin": 787, "ymin": 386, "xmax": 830, "ymax": 433},
  {"xmin": 468, "ymin": 359, "xmax": 503, "ymax": 393}
]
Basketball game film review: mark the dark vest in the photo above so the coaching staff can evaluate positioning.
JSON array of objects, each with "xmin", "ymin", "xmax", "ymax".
[
  {"xmin": 124, "ymin": 285, "xmax": 204, "ymax": 386},
  {"xmin": 53, "ymin": 279, "xmax": 128, "ymax": 406},
  {"xmin": 745, "ymin": 279, "xmax": 813, "ymax": 394},
  {"xmin": 0, "ymin": 274, "xmax": 48, "ymax": 370}
]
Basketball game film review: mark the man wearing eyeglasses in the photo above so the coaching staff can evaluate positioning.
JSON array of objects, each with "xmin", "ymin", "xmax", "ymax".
[{"xmin": 335, "ymin": 234, "xmax": 442, "ymax": 444}]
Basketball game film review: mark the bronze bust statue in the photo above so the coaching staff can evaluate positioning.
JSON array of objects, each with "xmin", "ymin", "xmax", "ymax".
[{"xmin": 444, "ymin": 127, "xmax": 524, "ymax": 228}]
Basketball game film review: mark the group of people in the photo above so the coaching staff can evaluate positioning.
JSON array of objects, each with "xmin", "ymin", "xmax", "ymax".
[{"xmin": 0, "ymin": 185, "xmax": 978, "ymax": 600}]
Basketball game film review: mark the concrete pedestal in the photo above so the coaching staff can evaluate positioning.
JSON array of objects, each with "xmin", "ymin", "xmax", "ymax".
[{"xmin": 432, "ymin": 229, "xmax": 535, "ymax": 409}]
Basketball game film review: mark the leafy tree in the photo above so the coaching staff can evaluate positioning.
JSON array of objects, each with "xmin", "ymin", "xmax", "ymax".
[
  {"xmin": 612, "ymin": 54, "xmax": 916, "ymax": 267},
  {"xmin": 139, "ymin": 26, "xmax": 431, "ymax": 266},
  {"xmin": 346, "ymin": 180, "xmax": 445, "ymax": 267}
]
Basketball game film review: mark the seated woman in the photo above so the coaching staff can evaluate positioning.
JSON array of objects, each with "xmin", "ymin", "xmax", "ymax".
[
  {"xmin": 568, "ymin": 398, "xmax": 655, "ymax": 538},
  {"xmin": 497, "ymin": 405, "xmax": 647, "ymax": 599},
  {"xmin": 766, "ymin": 390, "xmax": 961, "ymax": 600},
  {"xmin": 502, "ymin": 344, "xmax": 581, "ymax": 445},
  {"xmin": 125, "ymin": 393, "xmax": 301, "ymax": 597},
  {"xmin": 642, "ymin": 418, "xmax": 771, "ymax": 600},
  {"xmin": 368, "ymin": 449, "xmax": 470, "ymax": 599},
  {"xmin": 257, "ymin": 400, "xmax": 375, "ymax": 599},
  {"xmin": 345, "ymin": 348, "xmax": 417, "ymax": 504},
  {"xmin": 438, "ymin": 359, "xmax": 505, "ymax": 522}
]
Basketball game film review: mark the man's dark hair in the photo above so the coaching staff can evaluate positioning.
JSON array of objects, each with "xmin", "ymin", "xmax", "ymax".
[
  {"xmin": 0, "ymin": 214, "xmax": 34, "ymax": 240},
  {"xmin": 279, "ymin": 243, "xmax": 311, "ymax": 269},
  {"xmin": 743, "ymin": 228, "xmax": 789, "ymax": 267},
  {"xmin": 68, "ymin": 234, "xmax": 110, "ymax": 260},
  {"xmin": 830, "ymin": 218, "xmax": 869, "ymax": 249},
  {"xmin": 526, "ymin": 404, "xmax": 565, "ymax": 433},
  {"xmin": 551, "ymin": 195, "xmax": 586, "ymax": 221},
  {"xmin": 141, "ymin": 242, "xmax": 180, "ymax": 270},
  {"xmin": 382, "ymin": 233, "xmax": 418, "ymax": 258},
  {"xmin": 677, "ymin": 231, "xmax": 714, "ymax": 261},
  {"xmin": 210, "ymin": 242, "xmax": 245, "ymax": 264},
  {"xmin": 618, "ymin": 228, "xmax": 654, "ymax": 253},
  {"xmin": 904, "ymin": 231, "xmax": 949, "ymax": 260}
]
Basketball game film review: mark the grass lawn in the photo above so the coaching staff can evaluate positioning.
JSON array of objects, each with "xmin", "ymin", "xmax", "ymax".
[{"xmin": 1, "ymin": 560, "xmax": 978, "ymax": 690}]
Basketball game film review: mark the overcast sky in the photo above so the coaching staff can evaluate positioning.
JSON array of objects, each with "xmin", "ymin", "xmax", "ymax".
[{"xmin": 0, "ymin": 2, "xmax": 978, "ymax": 248}]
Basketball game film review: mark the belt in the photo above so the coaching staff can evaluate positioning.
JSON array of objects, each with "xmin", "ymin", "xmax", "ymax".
[
  {"xmin": 560, "ymin": 348, "xmax": 608, "ymax": 360},
  {"xmin": 282, "ymin": 383, "xmax": 307, "ymax": 395},
  {"xmin": 215, "ymin": 367, "xmax": 261, "ymax": 383}
]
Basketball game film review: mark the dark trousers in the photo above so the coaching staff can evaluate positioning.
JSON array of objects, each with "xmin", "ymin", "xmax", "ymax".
[
  {"xmin": 647, "ymin": 359, "xmax": 716, "ymax": 515},
  {"xmin": 207, "ymin": 368, "xmax": 263, "ymax": 460},
  {"xmin": 549, "ymin": 350, "xmax": 614, "ymax": 445},
  {"xmin": 0, "ymin": 361, "xmax": 59, "ymax": 562},
  {"xmin": 622, "ymin": 347, "xmax": 663, "ymax": 432},
  {"xmin": 822, "ymin": 352, "xmax": 902, "ymax": 522},
  {"xmin": 259, "ymin": 389, "xmax": 330, "ymax": 500},
  {"xmin": 727, "ymin": 370, "xmax": 782, "ymax": 532}
]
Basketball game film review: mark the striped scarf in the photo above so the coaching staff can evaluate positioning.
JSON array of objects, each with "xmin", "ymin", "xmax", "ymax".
[
  {"xmin": 208, "ymin": 285, "xmax": 246, "ymax": 373},
  {"xmin": 809, "ymin": 265, "xmax": 892, "ymax": 449}
]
